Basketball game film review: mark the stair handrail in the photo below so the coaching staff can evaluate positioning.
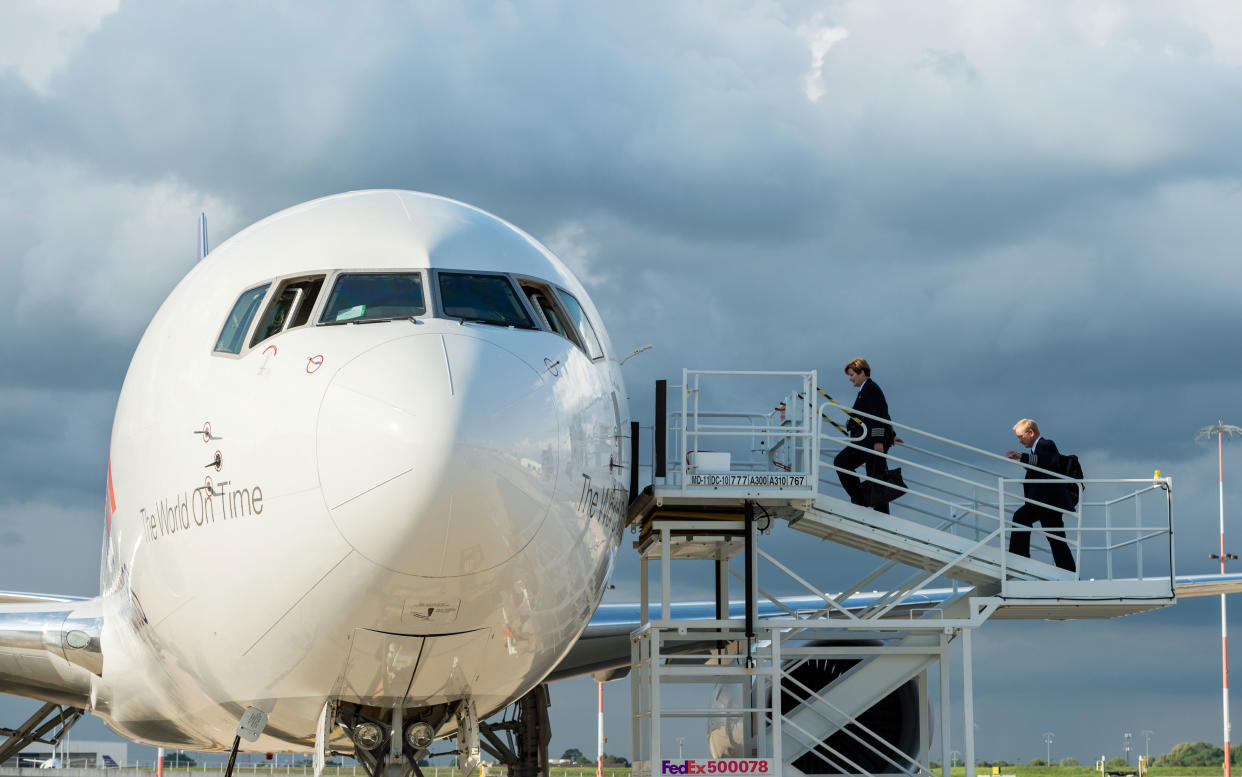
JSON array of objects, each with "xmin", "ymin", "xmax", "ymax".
[{"xmin": 820, "ymin": 402, "xmax": 1080, "ymax": 483}]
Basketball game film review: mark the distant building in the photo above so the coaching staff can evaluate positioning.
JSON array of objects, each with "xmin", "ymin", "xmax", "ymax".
[{"xmin": 3, "ymin": 740, "xmax": 129, "ymax": 768}]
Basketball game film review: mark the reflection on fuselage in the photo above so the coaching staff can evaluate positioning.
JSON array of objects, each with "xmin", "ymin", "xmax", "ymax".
[{"xmin": 98, "ymin": 191, "xmax": 629, "ymax": 751}]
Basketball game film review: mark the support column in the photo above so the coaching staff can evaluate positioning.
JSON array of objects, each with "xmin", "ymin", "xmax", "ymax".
[
  {"xmin": 938, "ymin": 634, "xmax": 951, "ymax": 777},
  {"xmin": 661, "ymin": 526, "xmax": 672, "ymax": 621},
  {"xmin": 640, "ymin": 556, "xmax": 649, "ymax": 625},
  {"xmin": 963, "ymin": 627, "xmax": 976, "ymax": 777},
  {"xmin": 916, "ymin": 668, "xmax": 929, "ymax": 775},
  {"xmin": 744, "ymin": 501, "xmax": 757, "ymax": 758}
]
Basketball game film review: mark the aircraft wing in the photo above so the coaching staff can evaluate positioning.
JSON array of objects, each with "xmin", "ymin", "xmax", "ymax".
[
  {"xmin": 552, "ymin": 572, "xmax": 1242, "ymax": 683},
  {"xmin": 0, "ymin": 591, "xmax": 89, "ymax": 605},
  {"xmin": 547, "ymin": 588, "xmax": 961, "ymax": 683},
  {"xmin": 1172, "ymin": 573, "xmax": 1242, "ymax": 598}
]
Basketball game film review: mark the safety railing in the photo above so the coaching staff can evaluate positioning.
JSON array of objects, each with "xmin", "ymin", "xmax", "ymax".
[
  {"xmin": 819, "ymin": 403, "xmax": 1174, "ymax": 594},
  {"xmin": 630, "ymin": 619, "xmax": 953, "ymax": 777},
  {"xmin": 657, "ymin": 371, "xmax": 819, "ymax": 499},
  {"xmin": 647, "ymin": 370, "xmax": 1174, "ymax": 596}
]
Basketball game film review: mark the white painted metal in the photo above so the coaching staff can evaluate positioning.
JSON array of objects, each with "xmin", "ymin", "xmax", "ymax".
[
  {"xmin": 630, "ymin": 371, "xmax": 1182, "ymax": 776},
  {"xmin": 962, "ymin": 627, "xmax": 975, "ymax": 777},
  {"xmin": 653, "ymin": 371, "xmax": 1175, "ymax": 604}
]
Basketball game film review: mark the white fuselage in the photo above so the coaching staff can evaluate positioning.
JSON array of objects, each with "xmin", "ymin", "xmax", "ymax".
[{"xmin": 91, "ymin": 191, "xmax": 629, "ymax": 751}]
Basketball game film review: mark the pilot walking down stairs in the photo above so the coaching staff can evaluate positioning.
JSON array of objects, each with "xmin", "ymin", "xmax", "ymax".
[{"xmin": 833, "ymin": 358, "xmax": 896, "ymax": 514}]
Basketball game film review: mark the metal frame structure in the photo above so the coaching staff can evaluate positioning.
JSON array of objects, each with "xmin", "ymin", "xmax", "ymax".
[
  {"xmin": 629, "ymin": 513, "xmax": 994, "ymax": 777},
  {"xmin": 629, "ymin": 370, "xmax": 1179, "ymax": 777}
]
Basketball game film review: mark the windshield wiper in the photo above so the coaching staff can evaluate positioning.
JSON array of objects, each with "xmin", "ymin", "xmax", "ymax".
[{"xmin": 319, "ymin": 316, "xmax": 423, "ymax": 326}]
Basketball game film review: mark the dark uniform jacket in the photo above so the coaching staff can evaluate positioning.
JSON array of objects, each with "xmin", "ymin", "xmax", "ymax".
[
  {"xmin": 845, "ymin": 379, "xmax": 895, "ymax": 447},
  {"xmin": 1018, "ymin": 436, "xmax": 1070, "ymax": 510}
]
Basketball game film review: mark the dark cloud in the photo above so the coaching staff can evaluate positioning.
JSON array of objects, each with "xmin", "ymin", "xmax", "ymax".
[{"xmin": 3, "ymin": 0, "xmax": 1242, "ymax": 765}]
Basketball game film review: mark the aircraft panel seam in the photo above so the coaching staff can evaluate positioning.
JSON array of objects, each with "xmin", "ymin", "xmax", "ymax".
[{"xmin": 242, "ymin": 550, "xmax": 354, "ymax": 656}]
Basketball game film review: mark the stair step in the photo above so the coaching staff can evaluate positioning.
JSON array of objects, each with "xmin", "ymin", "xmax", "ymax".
[{"xmin": 788, "ymin": 493, "xmax": 1074, "ymax": 586}]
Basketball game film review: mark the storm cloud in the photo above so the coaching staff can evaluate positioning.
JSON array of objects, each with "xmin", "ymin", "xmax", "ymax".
[{"xmin": 2, "ymin": 0, "xmax": 1241, "ymax": 765}]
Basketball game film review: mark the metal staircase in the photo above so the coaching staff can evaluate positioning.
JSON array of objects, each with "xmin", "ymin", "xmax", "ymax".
[
  {"xmin": 627, "ymin": 370, "xmax": 1177, "ymax": 777},
  {"xmin": 794, "ymin": 493, "xmax": 1072, "ymax": 586}
]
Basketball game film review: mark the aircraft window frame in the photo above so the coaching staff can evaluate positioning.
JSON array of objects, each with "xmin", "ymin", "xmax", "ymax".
[
  {"xmin": 432, "ymin": 270, "xmax": 537, "ymax": 330},
  {"xmin": 251, "ymin": 275, "xmax": 327, "ymax": 347},
  {"xmin": 517, "ymin": 277, "xmax": 584, "ymax": 350},
  {"xmin": 554, "ymin": 288, "xmax": 606, "ymax": 361},
  {"xmin": 213, "ymin": 283, "xmax": 272, "ymax": 356},
  {"xmin": 317, "ymin": 270, "xmax": 429, "ymax": 325}
]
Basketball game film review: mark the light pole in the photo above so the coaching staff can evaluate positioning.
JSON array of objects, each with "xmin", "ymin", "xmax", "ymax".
[
  {"xmin": 1142, "ymin": 731, "xmax": 1153, "ymax": 764},
  {"xmin": 1197, "ymin": 421, "xmax": 1242, "ymax": 777},
  {"xmin": 1124, "ymin": 732, "xmax": 1132, "ymax": 765},
  {"xmin": 951, "ymin": 751, "xmax": 961, "ymax": 768},
  {"xmin": 1043, "ymin": 733, "xmax": 1054, "ymax": 765}
]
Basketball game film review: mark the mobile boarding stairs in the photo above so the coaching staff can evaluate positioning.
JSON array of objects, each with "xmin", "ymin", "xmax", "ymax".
[{"xmin": 624, "ymin": 371, "xmax": 1174, "ymax": 777}]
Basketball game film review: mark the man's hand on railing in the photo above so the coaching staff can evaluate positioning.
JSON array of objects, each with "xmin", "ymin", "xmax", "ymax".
[{"xmin": 1005, "ymin": 450, "xmax": 1022, "ymax": 460}]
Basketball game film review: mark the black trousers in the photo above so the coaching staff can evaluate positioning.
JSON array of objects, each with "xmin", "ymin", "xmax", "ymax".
[
  {"xmin": 1009, "ymin": 504, "xmax": 1076, "ymax": 571},
  {"xmin": 834, "ymin": 443, "xmax": 890, "ymax": 514}
]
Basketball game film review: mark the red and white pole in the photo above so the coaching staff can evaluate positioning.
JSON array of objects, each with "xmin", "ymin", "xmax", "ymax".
[
  {"xmin": 1222, "ymin": 429, "xmax": 1232, "ymax": 777},
  {"xmin": 597, "ymin": 682, "xmax": 605, "ymax": 777}
]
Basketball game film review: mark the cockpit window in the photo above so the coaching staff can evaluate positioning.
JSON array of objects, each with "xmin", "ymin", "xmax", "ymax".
[
  {"xmin": 555, "ymin": 290, "xmax": 604, "ymax": 360},
  {"xmin": 438, "ymin": 272, "xmax": 536, "ymax": 328},
  {"xmin": 320, "ymin": 273, "xmax": 426, "ymax": 324},
  {"xmin": 252, "ymin": 276, "xmax": 325, "ymax": 346},
  {"xmin": 519, "ymin": 279, "xmax": 582, "ymax": 348},
  {"xmin": 214, "ymin": 284, "xmax": 270, "ymax": 354}
]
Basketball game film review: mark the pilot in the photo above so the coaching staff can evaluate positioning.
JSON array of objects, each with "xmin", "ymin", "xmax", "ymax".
[
  {"xmin": 1005, "ymin": 418, "xmax": 1076, "ymax": 571},
  {"xmin": 832, "ymin": 358, "xmax": 896, "ymax": 514}
]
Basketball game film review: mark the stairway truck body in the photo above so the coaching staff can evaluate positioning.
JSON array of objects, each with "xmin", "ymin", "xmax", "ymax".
[{"xmin": 0, "ymin": 191, "xmax": 631, "ymax": 752}]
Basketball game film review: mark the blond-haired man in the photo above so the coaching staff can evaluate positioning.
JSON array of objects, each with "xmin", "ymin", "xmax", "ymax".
[{"xmin": 1005, "ymin": 419, "xmax": 1076, "ymax": 571}]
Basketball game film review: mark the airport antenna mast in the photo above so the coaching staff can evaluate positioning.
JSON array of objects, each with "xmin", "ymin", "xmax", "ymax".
[{"xmin": 1196, "ymin": 420, "xmax": 1242, "ymax": 777}]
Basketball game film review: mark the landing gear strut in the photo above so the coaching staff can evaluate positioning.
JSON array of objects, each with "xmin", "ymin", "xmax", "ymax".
[
  {"xmin": 0, "ymin": 702, "xmax": 83, "ymax": 765},
  {"xmin": 478, "ymin": 685, "xmax": 551, "ymax": 777}
]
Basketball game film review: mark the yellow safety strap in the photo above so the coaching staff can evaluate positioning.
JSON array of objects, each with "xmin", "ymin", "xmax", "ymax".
[{"xmin": 817, "ymin": 387, "xmax": 863, "ymax": 430}]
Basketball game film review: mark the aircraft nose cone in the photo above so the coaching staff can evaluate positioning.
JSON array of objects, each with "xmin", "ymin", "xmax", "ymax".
[{"xmin": 316, "ymin": 333, "xmax": 560, "ymax": 578}]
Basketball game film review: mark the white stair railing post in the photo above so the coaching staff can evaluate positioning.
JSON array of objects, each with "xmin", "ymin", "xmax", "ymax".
[
  {"xmin": 1105, "ymin": 502, "xmax": 1113, "ymax": 581},
  {"xmin": 998, "ymin": 477, "xmax": 1007, "ymax": 595}
]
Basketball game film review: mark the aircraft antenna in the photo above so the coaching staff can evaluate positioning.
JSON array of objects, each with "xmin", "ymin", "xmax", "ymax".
[{"xmin": 198, "ymin": 212, "xmax": 209, "ymax": 261}]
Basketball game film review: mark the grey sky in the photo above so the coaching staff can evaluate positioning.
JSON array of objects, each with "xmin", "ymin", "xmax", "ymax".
[{"xmin": 2, "ymin": 0, "xmax": 1242, "ymax": 766}]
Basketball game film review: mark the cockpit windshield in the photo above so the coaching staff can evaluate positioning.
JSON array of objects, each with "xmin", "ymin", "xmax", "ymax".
[
  {"xmin": 321, "ymin": 273, "xmax": 426, "ymax": 323},
  {"xmin": 214, "ymin": 284, "xmax": 270, "ymax": 354},
  {"xmin": 556, "ymin": 289, "xmax": 604, "ymax": 359},
  {"xmin": 438, "ymin": 272, "xmax": 535, "ymax": 328}
]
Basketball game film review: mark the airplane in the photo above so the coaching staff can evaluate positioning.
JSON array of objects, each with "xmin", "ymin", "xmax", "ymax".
[
  {"xmin": 0, "ymin": 190, "xmax": 631, "ymax": 777},
  {"xmin": 1, "ymin": 190, "xmax": 1239, "ymax": 777}
]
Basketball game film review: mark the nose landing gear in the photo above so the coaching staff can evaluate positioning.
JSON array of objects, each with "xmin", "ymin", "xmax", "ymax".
[
  {"xmin": 338, "ymin": 703, "xmax": 446, "ymax": 777},
  {"xmin": 335, "ymin": 686, "xmax": 550, "ymax": 777}
]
